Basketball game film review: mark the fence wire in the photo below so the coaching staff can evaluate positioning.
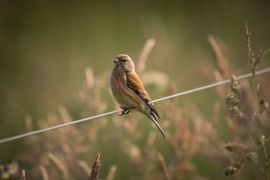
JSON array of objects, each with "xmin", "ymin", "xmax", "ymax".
[{"xmin": 0, "ymin": 67, "xmax": 270, "ymax": 144}]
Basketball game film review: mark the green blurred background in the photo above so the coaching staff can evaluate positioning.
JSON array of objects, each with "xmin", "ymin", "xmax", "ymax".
[{"xmin": 0, "ymin": 0, "xmax": 270, "ymax": 178}]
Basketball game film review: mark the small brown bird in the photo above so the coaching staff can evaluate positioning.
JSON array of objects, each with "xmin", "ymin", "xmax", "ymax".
[{"xmin": 110, "ymin": 54, "xmax": 166, "ymax": 138}]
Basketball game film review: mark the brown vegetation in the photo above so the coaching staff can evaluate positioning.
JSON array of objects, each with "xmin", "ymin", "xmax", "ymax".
[{"xmin": 1, "ymin": 24, "xmax": 269, "ymax": 180}]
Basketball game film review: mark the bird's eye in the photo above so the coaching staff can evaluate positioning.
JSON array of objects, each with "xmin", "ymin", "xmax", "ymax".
[{"xmin": 120, "ymin": 59, "xmax": 127, "ymax": 62}]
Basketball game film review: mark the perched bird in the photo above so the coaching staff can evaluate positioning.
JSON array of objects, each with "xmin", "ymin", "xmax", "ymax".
[{"xmin": 110, "ymin": 54, "xmax": 166, "ymax": 138}]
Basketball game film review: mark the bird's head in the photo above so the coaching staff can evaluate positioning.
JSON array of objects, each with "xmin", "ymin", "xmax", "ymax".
[{"xmin": 113, "ymin": 54, "xmax": 135, "ymax": 72}]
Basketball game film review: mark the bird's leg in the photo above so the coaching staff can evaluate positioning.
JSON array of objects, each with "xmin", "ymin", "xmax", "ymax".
[{"xmin": 119, "ymin": 106, "xmax": 130, "ymax": 116}]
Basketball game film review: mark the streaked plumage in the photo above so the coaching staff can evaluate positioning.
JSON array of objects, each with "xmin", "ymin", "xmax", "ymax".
[{"xmin": 110, "ymin": 54, "xmax": 166, "ymax": 138}]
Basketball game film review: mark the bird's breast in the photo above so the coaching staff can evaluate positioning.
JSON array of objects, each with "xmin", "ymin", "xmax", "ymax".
[
  {"xmin": 110, "ymin": 73, "xmax": 127, "ymax": 105},
  {"xmin": 110, "ymin": 72, "xmax": 141, "ymax": 108}
]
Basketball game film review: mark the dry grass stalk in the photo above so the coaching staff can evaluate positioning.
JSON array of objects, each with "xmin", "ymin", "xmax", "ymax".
[
  {"xmin": 85, "ymin": 68, "xmax": 95, "ymax": 89},
  {"xmin": 78, "ymin": 160, "xmax": 91, "ymax": 175},
  {"xmin": 141, "ymin": 71, "xmax": 169, "ymax": 89},
  {"xmin": 18, "ymin": 69, "xmax": 109, "ymax": 179},
  {"xmin": 38, "ymin": 166, "xmax": 49, "ymax": 180},
  {"xmin": 245, "ymin": 22, "xmax": 270, "ymax": 105},
  {"xmin": 137, "ymin": 38, "xmax": 156, "ymax": 73},
  {"xmin": 208, "ymin": 34, "xmax": 231, "ymax": 78},
  {"xmin": 105, "ymin": 165, "xmax": 117, "ymax": 180},
  {"xmin": 158, "ymin": 153, "xmax": 171, "ymax": 180},
  {"xmin": 245, "ymin": 23, "xmax": 270, "ymax": 179},
  {"xmin": 224, "ymin": 81, "xmax": 269, "ymax": 178},
  {"xmin": 122, "ymin": 141, "xmax": 141, "ymax": 164},
  {"xmin": 245, "ymin": 22, "xmax": 270, "ymax": 76},
  {"xmin": 47, "ymin": 152, "xmax": 69, "ymax": 179},
  {"xmin": 245, "ymin": 21, "xmax": 255, "ymax": 72},
  {"xmin": 58, "ymin": 106, "xmax": 72, "ymax": 123},
  {"xmin": 208, "ymin": 34, "xmax": 232, "ymax": 96},
  {"xmin": 89, "ymin": 153, "xmax": 102, "ymax": 180},
  {"xmin": 222, "ymin": 24, "xmax": 270, "ymax": 179}
]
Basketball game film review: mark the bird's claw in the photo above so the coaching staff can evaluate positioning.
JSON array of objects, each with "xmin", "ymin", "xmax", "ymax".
[{"xmin": 119, "ymin": 107, "xmax": 130, "ymax": 116}]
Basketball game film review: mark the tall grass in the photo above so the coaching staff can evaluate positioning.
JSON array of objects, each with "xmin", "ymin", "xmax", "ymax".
[{"xmin": 0, "ymin": 24, "xmax": 269, "ymax": 180}]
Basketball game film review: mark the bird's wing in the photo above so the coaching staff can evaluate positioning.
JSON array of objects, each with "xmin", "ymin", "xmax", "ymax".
[
  {"xmin": 126, "ymin": 71, "xmax": 165, "ymax": 138},
  {"xmin": 125, "ymin": 71, "xmax": 150, "ymax": 99},
  {"xmin": 126, "ymin": 71, "xmax": 161, "ymax": 120}
]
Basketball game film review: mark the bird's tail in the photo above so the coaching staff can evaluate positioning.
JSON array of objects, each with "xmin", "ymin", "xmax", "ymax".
[
  {"xmin": 145, "ymin": 103, "xmax": 166, "ymax": 139},
  {"xmin": 148, "ymin": 114, "xmax": 166, "ymax": 139}
]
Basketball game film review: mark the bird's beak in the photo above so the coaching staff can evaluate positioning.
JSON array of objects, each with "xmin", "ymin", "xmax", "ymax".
[{"xmin": 113, "ymin": 59, "xmax": 118, "ymax": 64}]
